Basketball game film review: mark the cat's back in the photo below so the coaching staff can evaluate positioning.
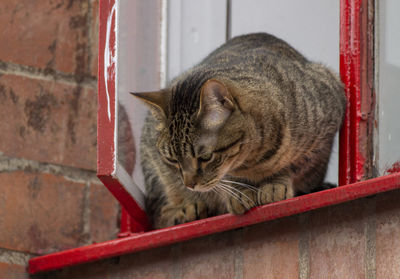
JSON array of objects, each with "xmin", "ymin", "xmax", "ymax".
[
  {"xmin": 171, "ymin": 32, "xmax": 345, "ymax": 126},
  {"xmin": 200, "ymin": 33, "xmax": 308, "ymax": 68}
]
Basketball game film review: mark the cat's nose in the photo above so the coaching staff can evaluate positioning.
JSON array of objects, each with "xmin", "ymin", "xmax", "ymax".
[
  {"xmin": 184, "ymin": 179, "xmax": 196, "ymax": 189},
  {"xmin": 182, "ymin": 173, "xmax": 196, "ymax": 189}
]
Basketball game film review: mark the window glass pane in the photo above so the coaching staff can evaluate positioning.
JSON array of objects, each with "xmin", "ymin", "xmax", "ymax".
[
  {"xmin": 230, "ymin": 0, "xmax": 340, "ymax": 184},
  {"xmin": 377, "ymin": 0, "xmax": 400, "ymax": 175}
]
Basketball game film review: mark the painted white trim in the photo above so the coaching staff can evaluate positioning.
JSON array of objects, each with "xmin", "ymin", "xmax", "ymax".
[
  {"xmin": 112, "ymin": 0, "xmax": 119, "ymax": 175},
  {"xmin": 104, "ymin": 1, "xmax": 117, "ymax": 121},
  {"xmin": 160, "ymin": 0, "xmax": 168, "ymax": 88},
  {"xmin": 115, "ymin": 161, "xmax": 145, "ymax": 209}
]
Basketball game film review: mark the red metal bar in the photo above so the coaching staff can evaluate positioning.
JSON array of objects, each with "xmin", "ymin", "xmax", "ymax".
[
  {"xmin": 98, "ymin": 175, "xmax": 150, "ymax": 233},
  {"xmin": 339, "ymin": 0, "xmax": 374, "ymax": 185},
  {"xmin": 97, "ymin": 0, "xmax": 116, "ymax": 176},
  {"xmin": 119, "ymin": 207, "xmax": 133, "ymax": 237},
  {"xmin": 339, "ymin": 0, "xmax": 362, "ymax": 185},
  {"xmin": 339, "ymin": 0, "xmax": 352, "ymax": 185},
  {"xmin": 29, "ymin": 172, "xmax": 400, "ymax": 274}
]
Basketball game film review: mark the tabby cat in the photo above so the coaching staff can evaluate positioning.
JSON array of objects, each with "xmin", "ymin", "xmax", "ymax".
[{"xmin": 132, "ymin": 33, "xmax": 346, "ymax": 229}]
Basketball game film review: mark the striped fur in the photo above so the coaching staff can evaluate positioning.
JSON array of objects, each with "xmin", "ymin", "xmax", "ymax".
[{"xmin": 135, "ymin": 33, "xmax": 346, "ymax": 228}]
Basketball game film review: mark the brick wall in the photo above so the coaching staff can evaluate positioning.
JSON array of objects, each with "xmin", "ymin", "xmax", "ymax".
[
  {"xmin": 0, "ymin": 1, "xmax": 119, "ymax": 277},
  {"xmin": 34, "ymin": 190, "xmax": 400, "ymax": 279}
]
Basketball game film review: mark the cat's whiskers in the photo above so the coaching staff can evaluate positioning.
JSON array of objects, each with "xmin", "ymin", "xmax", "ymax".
[
  {"xmin": 212, "ymin": 187, "xmax": 225, "ymax": 200},
  {"xmin": 225, "ymin": 180, "xmax": 269, "ymax": 198},
  {"xmin": 205, "ymin": 180, "xmax": 224, "ymax": 200},
  {"xmin": 216, "ymin": 184, "xmax": 246, "ymax": 207},
  {"xmin": 217, "ymin": 183, "xmax": 242, "ymax": 201},
  {"xmin": 215, "ymin": 186, "xmax": 243, "ymax": 208},
  {"xmin": 218, "ymin": 182, "xmax": 257, "ymax": 207},
  {"xmin": 220, "ymin": 183, "xmax": 257, "ymax": 199},
  {"xmin": 221, "ymin": 179, "xmax": 257, "ymax": 190},
  {"xmin": 221, "ymin": 179, "xmax": 263, "ymax": 194}
]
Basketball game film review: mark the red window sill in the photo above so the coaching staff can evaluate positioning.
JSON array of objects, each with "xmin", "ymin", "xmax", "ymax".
[{"xmin": 29, "ymin": 172, "xmax": 400, "ymax": 274}]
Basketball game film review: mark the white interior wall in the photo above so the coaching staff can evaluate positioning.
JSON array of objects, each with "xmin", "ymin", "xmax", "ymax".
[
  {"xmin": 167, "ymin": 0, "xmax": 227, "ymax": 81},
  {"xmin": 230, "ymin": 0, "xmax": 340, "ymax": 70}
]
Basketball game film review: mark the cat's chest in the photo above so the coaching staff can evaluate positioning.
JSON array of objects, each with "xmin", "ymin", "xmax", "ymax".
[
  {"xmin": 229, "ymin": 137, "xmax": 296, "ymax": 181},
  {"xmin": 229, "ymin": 161, "xmax": 283, "ymax": 182}
]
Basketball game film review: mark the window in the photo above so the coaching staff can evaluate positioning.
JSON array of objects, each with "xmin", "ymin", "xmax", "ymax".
[{"xmin": 29, "ymin": 0, "xmax": 400, "ymax": 274}]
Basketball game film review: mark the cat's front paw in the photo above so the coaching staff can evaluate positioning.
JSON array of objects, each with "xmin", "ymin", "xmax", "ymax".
[
  {"xmin": 257, "ymin": 182, "xmax": 294, "ymax": 204},
  {"xmin": 159, "ymin": 201, "xmax": 209, "ymax": 228},
  {"xmin": 226, "ymin": 188, "xmax": 257, "ymax": 215}
]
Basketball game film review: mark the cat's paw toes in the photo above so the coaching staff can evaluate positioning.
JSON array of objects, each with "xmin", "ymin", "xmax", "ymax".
[
  {"xmin": 177, "ymin": 201, "xmax": 208, "ymax": 223},
  {"xmin": 226, "ymin": 189, "xmax": 257, "ymax": 215},
  {"xmin": 160, "ymin": 201, "xmax": 208, "ymax": 227},
  {"xmin": 258, "ymin": 183, "xmax": 292, "ymax": 204}
]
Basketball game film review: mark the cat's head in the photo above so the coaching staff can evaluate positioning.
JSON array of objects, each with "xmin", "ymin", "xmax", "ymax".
[{"xmin": 132, "ymin": 79, "xmax": 247, "ymax": 192}]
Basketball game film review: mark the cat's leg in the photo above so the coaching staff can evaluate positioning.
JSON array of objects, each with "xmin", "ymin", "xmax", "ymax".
[
  {"xmin": 224, "ymin": 171, "xmax": 294, "ymax": 215},
  {"xmin": 159, "ymin": 199, "xmax": 209, "ymax": 228},
  {"xmin": 291, "ymin": 138, "xmax": 335, "ymax": 195},
  {"xmin": 155, "ymin": 183, "xmax": 221, "ymax": 228},
  {"xmin": 257, "ymin": 170, "xmax": 294, "ymax": 205},
  {"xmin": 225, "ymin": 186, "xmax": 258, "ymax": 215}
]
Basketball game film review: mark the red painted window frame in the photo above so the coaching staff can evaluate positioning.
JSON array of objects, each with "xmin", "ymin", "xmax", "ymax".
[
  {"xmin": 28, "ymin": 0, "xmax": 400, "ymax": 274},
  {"xmin": 95, "ymin": 0, "xmax": 150, "ymax": 234}
]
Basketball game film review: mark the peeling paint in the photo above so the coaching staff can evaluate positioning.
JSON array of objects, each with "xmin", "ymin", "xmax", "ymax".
[
  {"xmin": 385, "ymin": 161, "xmax": 400, "ymax": 175},
  {"xmin": 104, "ymin": 0, "xmax": 117, "ymax": 121}
]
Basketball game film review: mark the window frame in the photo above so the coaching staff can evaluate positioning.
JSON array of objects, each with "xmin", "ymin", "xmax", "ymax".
[{"xmin": 28, "ymin": 0, "xmax": 400, "ymax": 274}]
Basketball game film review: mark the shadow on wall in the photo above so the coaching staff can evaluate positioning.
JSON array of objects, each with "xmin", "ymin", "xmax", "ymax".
[{"xmin": 118, "ymin": 102, "xmax": 136, "ymax": 175}]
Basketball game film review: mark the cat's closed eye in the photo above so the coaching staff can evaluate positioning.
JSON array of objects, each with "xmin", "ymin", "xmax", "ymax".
[
  {"xmin": 198, "ymin": 153, "xmax": 214, "ymax": 162},
  {"xmin": 163, "ymin": 156, "xmax": 178, "ymax": 165}
]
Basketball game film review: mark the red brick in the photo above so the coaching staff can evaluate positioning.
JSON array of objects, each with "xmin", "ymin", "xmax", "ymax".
[
  {"xmin": 0, "ymin": 171, "xmax": 86, "ymax": 254},
  {"xmin": 376, "ymin": 190, "xmax": 400, "ymax": 279},
  {"xmin": 242, "ymin": 217, "xmax": 299, "ymax": 279},
  {"xmin": 90, "ymin": 0, "xmax": 99, "ymax": 78},
  {"xmin": 0, "ymin": 262, "xmax": 28, "ymax": 279},
  {"xmin": 0, "ymin": 74, "xmax": 97, "ymax": 170},
  {"xmin": 179, "ymin": 232, "xmax": 238, "ymax": 279},
  {"xmin": 308, "ymin": 201, "xmax": 367, "ymax": 279},
  {"xmin": 50, "ymin": 246, "xmax": 176, "ymax": 279},
  {"xmin": 90, "ymin": 183, "xmax": 119, "ymax": 243},
  {"xmin": 0, "ymin": 0, "xmax": 90, "ymax": 76}
]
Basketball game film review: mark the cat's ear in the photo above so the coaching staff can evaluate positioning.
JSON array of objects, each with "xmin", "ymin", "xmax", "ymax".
[
  {"xmin": 198, "ymin": 79, "xmax": 234, "ymax": 130},
  {"xmin": 130, "ymin": 90, "xmax": 168, "ymax": 119}
]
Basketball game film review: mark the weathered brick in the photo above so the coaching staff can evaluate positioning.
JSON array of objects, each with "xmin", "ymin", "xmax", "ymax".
[
  {"xmin": 0, "ymin": 171, "xmax": 86, "ymax": 254},
  {"xmin": 376, "ymin": 190, "xmax": 400, "ymax": 279},
  {"xmin": 179, "ymin": 232, "xmax": 238, "ymax": 279},
  {"xmin": 119, "ymin": 249, "xmax": 174, "ymax": 279},
  {"xmin": 90, "ymin": 183, "xmax": 119, "ymax": 243},
  {"xmin": 0, "ymin": 262, "xmax": 28, "ymax": 279},
  {"xmin": 0, "ymin": 74, "xmax": 97, "ymax": 170},
  {"xmin": 44, "ymin": 246, "xmax": 176, "ymax": 279},
  {"xmin": 242, "ymin": 216, "xmax": 299, "ymax": 279},
  {"xmin": 308, "ymin": 200, "xmax": 367, "ymax": 279},
  {"xmin": 0, "ymin": 0, "xmax": 90, "ymax": 77}
]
